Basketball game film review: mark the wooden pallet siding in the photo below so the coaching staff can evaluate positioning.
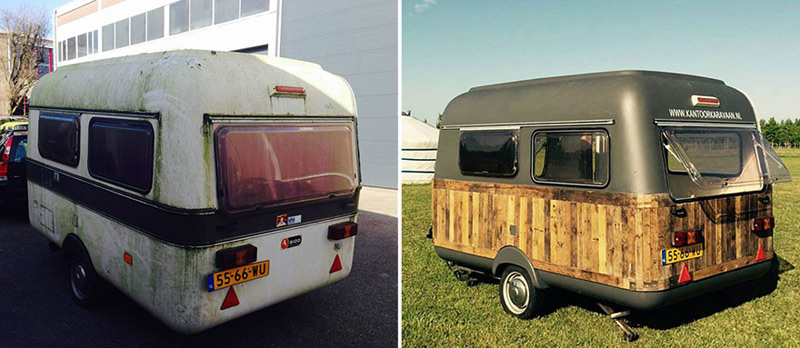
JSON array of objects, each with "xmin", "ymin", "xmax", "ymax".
[{"xmin": 432, "ymin": 179, "xmax": 773, "ymax": 292}]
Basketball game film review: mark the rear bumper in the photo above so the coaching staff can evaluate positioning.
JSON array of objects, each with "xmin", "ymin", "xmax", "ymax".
[
  {"xmin": 538, "ymin": 259, "xmax": 772, "ymax": 311},
  {"xmin": 435, "ymin": 246, "xmax": 773, "ymax": 312}
]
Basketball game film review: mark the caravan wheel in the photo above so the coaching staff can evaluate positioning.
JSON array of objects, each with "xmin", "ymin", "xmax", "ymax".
[
  {"xmin": 69, "ymin": 252, "xmax": 100, "ymax": 307},
  {"xmin": 499, "ymin": 265, "xmax": 542, "ymax": 319}
]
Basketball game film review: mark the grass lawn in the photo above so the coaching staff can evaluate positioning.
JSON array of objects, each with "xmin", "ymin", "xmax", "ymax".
[{"xmin": 401, "ymin": 147, "xmax": 800, "ymax": 347}]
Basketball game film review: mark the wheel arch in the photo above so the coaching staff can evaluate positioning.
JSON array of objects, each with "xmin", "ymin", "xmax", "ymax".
[
  {"xmin": 492, "ymin": 246, "xmax": 548, "ymax": 289},
  {"xmin": 62, "ymin": 234, "xmax": 95, "ymax": 269}
]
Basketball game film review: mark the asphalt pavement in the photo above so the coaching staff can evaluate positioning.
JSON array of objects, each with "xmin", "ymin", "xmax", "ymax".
[{"xmin": 0, "ymin": 188, "xmax": 397, "ymax": 347}]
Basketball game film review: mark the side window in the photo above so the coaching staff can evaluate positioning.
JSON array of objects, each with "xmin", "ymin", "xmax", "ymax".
[
  {"xmin": 533, "ymin": 130, "xmax": 609, "ymax": 186},
  {"xmin": 459, "ymin": 130, "xmax": 518, "ymax": 177},
  {"xmin": 39, "ymin": 113, "xmax": 80, "ymax": 167},
  {"xmin": 89, "ymin": 118, "xmax": 154, "ymax": 193}
]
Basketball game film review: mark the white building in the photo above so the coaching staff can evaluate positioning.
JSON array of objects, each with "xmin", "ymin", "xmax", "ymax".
[{"xmin": 53, "ymin": 0, "xmax": 397, "ymax": 188}]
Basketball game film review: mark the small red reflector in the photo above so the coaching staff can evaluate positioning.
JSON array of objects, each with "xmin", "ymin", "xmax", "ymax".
[
  {"xmin": 678, "ymin": 263, "xmax": 692, "ymax": 284},
  {"xmin": 275, "ymin": 86, "xmax": 306, "ymax": 94},
  {"xmin": 123, "ymin": 252, "xmax": 133, "ymax": 265},
  {"xmin": 330, "ymin": 254, "xmax": 343, "ymax": 273},
  {"xmin": 220, "ymin": 286, "xmax": 240, "ymax": 310},
  {"xmin": 756, "ymin": 243, "xmax": 766, "ymax": 261},
  {"xmin": 328, "ymin": 222, "xmax": 358, "ymax": 240}
]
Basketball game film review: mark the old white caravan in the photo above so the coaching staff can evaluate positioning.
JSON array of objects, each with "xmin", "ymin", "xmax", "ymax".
[{"xmin": 27, "ymin": 50, "xmax": 360, "ymax": 333}]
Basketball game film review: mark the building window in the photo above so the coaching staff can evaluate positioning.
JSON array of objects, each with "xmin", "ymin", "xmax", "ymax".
[
  {"xmin": 38, "ymin": 113, "xmax": 80, "ymax": 167},
  {"xmin": 115, "ymin": 19, "xmax": 130, "ymax": 48},
  {"xmin": 130, "ymin": 13, "xmax": 146, "ymax": 45},
  {"xmin": 191, "ymin": 0, "xmax": 212, "ymax": 29},
  {"xmin": 170, "ymin": 0, "xmax": 189, "ymax": 35},
  {"xmin": 215, "ymin": 0, "xmax": 239, "ymax": 24},
  {"xmin": 92, "ymin": 30, "xmax": 98, "ymax": 53},
  {"xmin": 147, "ymin": 7, "xmax": 164, "ymax": 41},
  {"xmin": 89, "ymin": 118, "xmax": 154, "ymax": 193},
  {"xmin": 77, "ymin": 33, "xmax": 87, "ymax": 57},
  {"xmin": 532, "ymin": 131, "xmax": 609, "ymax": 186},
  {"xmin": 102, "ymin": 24, "xmax": 114, "ymax": 51},
  {"xmin": 241, "ymin": 0, "xmax": 269, "ymax": 17},
  {"xmin": 67, "ymin": 37, "xmax": 76, "ymax": 60},
  {"xmin": 459, "ymin": 130, "xmax": 518, "ymax": 177}
]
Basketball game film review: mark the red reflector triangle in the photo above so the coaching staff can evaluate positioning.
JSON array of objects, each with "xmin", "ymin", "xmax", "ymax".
[
  {"xmin": 220, "ymin": 286, "xmax": 240, "ymax": 310},
  {"xmin": 756, "ymin": 243, "xmax": 766, "ymax": 261},
  {"xmin": 678, "ymin": 263, "xmax": 692, "ymax": 284},
  {"xmin": 330, "ymin": 254, "xmax": 343, "ymax": 273}
]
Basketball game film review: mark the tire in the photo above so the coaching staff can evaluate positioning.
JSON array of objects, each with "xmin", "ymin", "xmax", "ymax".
[
  {"xmin": 69, "ymin": 250, "xmax": 101, "ymax": 307},
  {"xmin": 499, "ymin": 265, "xmax": 543, "ymax": 319}
]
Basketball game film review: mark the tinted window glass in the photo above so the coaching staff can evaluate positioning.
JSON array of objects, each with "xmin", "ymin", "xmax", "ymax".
[
  {"xmin": 89, "ymin": 119, "xmax": 154, "ymax": 193},
  {"xmin": 93, "ymin": 30, "xmax": 98, "ymax": 53},
  {"xmin": 11, "ymin": 137, "xmax": 27, "ymax": 162},
  {"xmin": 102, "ymin": 24, "xmax": 114, "ymax": 51},
  {"xmin": 130, "ymin": 13, "xmax": 146, "ymax": 45},
  {"xmin": 147, "ymin": 7, "xmax": 164, "ymax": 41},
  {"xmin": 191, "ymin": 0, "xmax": 212, "ymax": 29},
  {"xmin": 241, "ymin": 0, "xmax": 269, "ymax": 16},
  {"xmin": 77, "ymin": 33, "xmax": 87, "ymax": 57},
  {"xmin": 533, "ymin": 131, "xmax": 609, "ymax": 186},
  {"xmin": 39, "ymin": 113, "xmax": 80, "ymax": 167},
  {"xmin": 215, "ymin": 0, "xmax": 239, "ymax": 24},
  {"xmin": 169, "ymin": 0, "xmax": 189, "ymax": 35},
  {"xmin": 216, "ymin": 124, "xmax": 357, "ymax": 213},
  {"xmin": 115, "ymin": 19, "xmax": 129, "ymax": 48},
  {"xmin": 67, "ymin": 37, "xmax": 76, "ymax": 60},
  {"xmin": 459, "ymin": 131, "xmax": 517, "ymax": 177}
]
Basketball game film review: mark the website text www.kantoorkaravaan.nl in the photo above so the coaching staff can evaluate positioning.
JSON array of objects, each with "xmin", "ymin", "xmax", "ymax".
[{"xmin": 668, "ymin": 109, "xmax": 742, "ymax": 120}]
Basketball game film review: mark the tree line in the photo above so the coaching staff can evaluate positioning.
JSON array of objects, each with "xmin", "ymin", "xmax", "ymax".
[{"xmin": 760, "ymin": 118, "xmax": 800, "ymax": 147}]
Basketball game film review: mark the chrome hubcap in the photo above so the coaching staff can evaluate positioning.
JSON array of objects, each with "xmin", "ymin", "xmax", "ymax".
[
  {"xmin": 71, "ymin": 262, "xmax": 87, "ymax": 300},
  {"xmin": 504, "ymin": 272, "xmax": 529, "ymax": 314}
]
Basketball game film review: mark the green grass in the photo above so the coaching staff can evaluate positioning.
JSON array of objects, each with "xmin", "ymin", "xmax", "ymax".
[{"xmin": 402, "ymin": 147, "xmax": 800, "ymax": 347}]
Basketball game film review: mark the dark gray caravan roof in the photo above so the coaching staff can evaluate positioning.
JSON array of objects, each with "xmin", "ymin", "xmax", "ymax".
[
  {"xmin": 436, "ymin": 70, "xmax": 760, "ymax": 195},
  {"xmin": 441, "ymin": 70, "xmax": 755, "ymax": 127}
]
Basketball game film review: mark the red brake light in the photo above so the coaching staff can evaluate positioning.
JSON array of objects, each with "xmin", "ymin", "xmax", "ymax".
[
  {"xmin": 328, "ymin": 222, "xmax": 358, "ymax": 240},
  {"xmin": 0, "ymin": 138, "xmax": 10, "ymax": 179},
  {"xmin": 672, "ymin": 230, "xmax": 702, "ymax": 247},
  {"xmin": 272, "ymin": 85, "xmax": 306, "ymax": 96},
  {"xmin": 215, "ymin": 244, "xmax": 257, "ymax": 270},
  {"xmin": 753, "ymin": 217, "xmax": 774, "ymax": 232}
]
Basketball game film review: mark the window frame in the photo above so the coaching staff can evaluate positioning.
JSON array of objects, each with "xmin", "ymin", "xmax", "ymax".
[
  {"xmin": 38, "ymin": 112, "xmax": 80, "ymax": 167},
  {"xmin": 213, "ymin": 122, "xmax": 358, "ymax": 215},
  {"xmin": 663, "ymin": 130, "xmax": 744, "ymax": 178},
  {"xmin": 458, "ymin": 129, "xmax": 519, "ymax": 178},
  {"xmin": 87, "ymin": 117, "xmax": 155, "ymax": 194},
  {"xmin": 530, "ymin": 128, "xmax": 611, "ymax": 188}
]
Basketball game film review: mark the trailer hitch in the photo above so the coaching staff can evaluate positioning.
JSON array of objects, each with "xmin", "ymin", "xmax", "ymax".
[{"xmin": 597, "ymin": 302, "xmax": 639, "ymax": 342}]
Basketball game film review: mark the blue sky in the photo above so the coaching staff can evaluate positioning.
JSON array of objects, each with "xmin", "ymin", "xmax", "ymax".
[
  {"xmin": 403, "ymin": 1, "xmax": 800, "ymax": 125},
  {"xmin": 1, "ymin": 0, "xmax": 67, "ymax": 35}
]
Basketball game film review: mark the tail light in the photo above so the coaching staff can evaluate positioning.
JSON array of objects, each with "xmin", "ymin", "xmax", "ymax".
[
  {"xmin": 752, "ymin": 217, "xmax": 774, "ymax": 233},
  {"xmin": 0, "ymin": 137, "xmax": 11, "ymax": 181},
  {"xmin": 328, "ymin": 222, "xmax": 358, "ymax": 240},
  {"xmin": 215, "ymin": 244, "xmax": 257, "ymax": 270},
  {"xmin": 672, "ymin": 229, "xmax": 703, "ymax": 247}
]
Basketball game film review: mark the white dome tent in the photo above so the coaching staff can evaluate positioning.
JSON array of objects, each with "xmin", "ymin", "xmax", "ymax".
[{"xmin": 402, "ymin": 115, "xmax": 439, "ymax": 184}]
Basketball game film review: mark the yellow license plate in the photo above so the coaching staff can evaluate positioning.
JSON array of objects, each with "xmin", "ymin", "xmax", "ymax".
[
  {"xmin": 661, "ymin": 244, "xmax": 703, "ymax": 265},
  {"xmin": 207, "ymin": 260, "xmax": 270, "ymax": 292}
]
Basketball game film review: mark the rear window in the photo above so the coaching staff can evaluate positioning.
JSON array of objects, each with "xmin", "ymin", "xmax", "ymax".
[
  {"xmin": 88, "ymin": 119, "xmax": 154, "ymax": 193},
  {"xmin": 459, "ymin": 130, "xmax": 518, "ymax": 177},
  {"xmin": 216, "ymin": 124, "xmax": 357, "ymax": 213},
  {"xmin": 10, "ymin": 136, "xmax": 27, "ymax": 162},
  {"xmin": 39, "ymin": 113, "xmax": 80, "ymax": 167}
]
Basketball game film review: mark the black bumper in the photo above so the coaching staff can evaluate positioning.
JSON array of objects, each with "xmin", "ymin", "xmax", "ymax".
[{"xmin": 538, "ymin": 260, "xmax": 772, "ymax": 311}]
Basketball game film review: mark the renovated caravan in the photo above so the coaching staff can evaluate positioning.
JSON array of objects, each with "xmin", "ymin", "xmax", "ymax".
[
  {"xmin": 28, "ymin": 50, "xmax": 360, "ymax": 333},
  {"xmin": 431, "ymin": 71, "xmax": 790, "ymax": 339}
]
